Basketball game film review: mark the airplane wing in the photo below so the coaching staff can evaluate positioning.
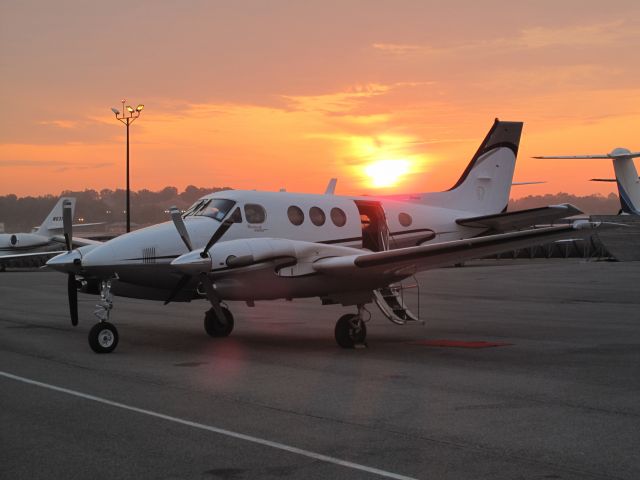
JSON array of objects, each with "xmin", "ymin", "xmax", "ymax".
[
  {"xmin": 0, "ymin": 250, "xmax": 68, "ymax": 268},
  {"xmin": 51, "ymin": 235, "xmax": 103, "ymax": 247},
  {"xmin": 455, "ymin": 204, "xmax": 582, "ymax": 232},
  {"xmin": 312, "ymin": 223, "xmax": 598, "ymax": 285}
]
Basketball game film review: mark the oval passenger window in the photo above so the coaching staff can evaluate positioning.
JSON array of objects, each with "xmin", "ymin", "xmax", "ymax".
[
  {"xmin": 287, "ymin": 206, "xmax": 304, "ymax": 226},
  {"xmin": 330, "ymin": 207, "xmax": 347, "ymax": 227},
  {"xmin": 244, "ymin": 204, "xmax": 266, "ymax": 224},
  {"xmin": 309, "ymin": 207, "xmax": 326, "ymax": 226},
  {"xmin": 399, "ymin": 212, "xmax": 412, "ymax": 227}
]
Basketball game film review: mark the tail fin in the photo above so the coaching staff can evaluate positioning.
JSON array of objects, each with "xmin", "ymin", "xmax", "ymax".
[
  {"xmin": 535, "ymin": 148, "xmax": 640, "ymax": 215},
  {"xmin": 34, "ymin": 197, "xmax": 76, "ymax": 236},
  {"xmin": 611, "ymin": 149, "xmax": 640, "ymax": 214},
  {"xmin": 418, "ymin": 119, "xmax": 522, "ymax": 215}
]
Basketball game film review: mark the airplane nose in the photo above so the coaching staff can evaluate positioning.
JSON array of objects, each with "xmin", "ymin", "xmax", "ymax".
[
  {"xmin": 46, "ymin": 250, "xmax": 82, "ymax": 273},
  {"xmin": 81, "ymin": 243, "xmax": 119, "ymax": 275}
]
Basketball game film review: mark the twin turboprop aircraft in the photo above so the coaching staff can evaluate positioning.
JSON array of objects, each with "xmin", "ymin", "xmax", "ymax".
[{"xmin": 47, "ymin": 119, "xmax": 600, "ymax": 353}]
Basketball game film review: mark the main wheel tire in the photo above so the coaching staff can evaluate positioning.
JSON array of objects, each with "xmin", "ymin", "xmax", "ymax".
[
  {"xmin": 334, "ymin": 314, "xmax": 367, "ymax": 348},
  {"xmin": 88, "ymin": 322, "xmax": 119, "ymax": 353},
  {"xmin": 204, "ymin": 307, "xmax": 234, "ymax": 337}
]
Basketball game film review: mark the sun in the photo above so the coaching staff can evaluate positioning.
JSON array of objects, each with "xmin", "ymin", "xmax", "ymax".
[{"xmin": 364, "ymin": 159, "xmax": 411, "ymax": 188}]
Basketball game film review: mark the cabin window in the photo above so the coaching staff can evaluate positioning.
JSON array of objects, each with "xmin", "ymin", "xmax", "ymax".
[
  {"xmin": 399, "ymin": 212, "xmax": 412, "ymax": 227},
  {"xmin": 330, "ymin": 207, "xmax": 347, "ymax": 227},
  {"xmin": 287, "ymin": 206, "xmax": 304, "ymax": 226},
  {"xmin": 244, "ymin": 204, "xmax": 266, "ymax": 224},
  {"xmin": 309, "ymin": 207, "xmax": 326, "ymax": 226}
]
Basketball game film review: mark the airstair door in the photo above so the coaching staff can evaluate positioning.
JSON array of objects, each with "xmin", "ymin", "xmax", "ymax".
[{"xmin": 354, "ymin": 200, "xmax": 389, "ymax": 252}]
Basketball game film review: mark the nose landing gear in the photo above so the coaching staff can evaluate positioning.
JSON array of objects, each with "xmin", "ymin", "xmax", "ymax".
[{"xmin": 88, "ymin": 280, "xmax": 119, "ymax": 353}]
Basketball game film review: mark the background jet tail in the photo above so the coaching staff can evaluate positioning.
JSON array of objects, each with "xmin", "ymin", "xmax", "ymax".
[
  {"xmin": 611, "ymin": 150, "xmax": 640, "ymax": 214},
  {"xmin": 535, "ymin": 148, "xmax": 640, "ymax": 215},
  {"xmin": 416, "ymin": 119, "xmax": 523, "ymax": 215},
  {"xmin": 34, "ymin": 197, "xmax": 76, "ymax": 237}
]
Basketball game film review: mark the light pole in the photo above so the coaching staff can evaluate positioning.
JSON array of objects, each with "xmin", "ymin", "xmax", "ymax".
[{"xmin": 111, "ymin": 99, "xmax": 144, "ymax": 233}]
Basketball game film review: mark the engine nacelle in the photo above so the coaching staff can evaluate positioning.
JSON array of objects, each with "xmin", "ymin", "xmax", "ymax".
[{"xmin": 0, "ymin": 233, "xmax": 50, "ymax": 249}]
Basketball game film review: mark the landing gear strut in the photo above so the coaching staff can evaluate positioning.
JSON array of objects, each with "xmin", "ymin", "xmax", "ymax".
[
  {"xmin": 204, "ymin": 306, "xmax": 234, "ymax": 337},
  {"xmin": 88, "ymin": 280, "xmax": 119, "ymax": 353},
  {"xmin": 334, "ymin": 305, "xmax": 369, "ymax": 348}
]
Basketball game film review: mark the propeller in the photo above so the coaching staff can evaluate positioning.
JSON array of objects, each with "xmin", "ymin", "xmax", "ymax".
[
  {"xmin": 201, "ymin": 217, "xmax": 234, "ymax": 258},
  {"xmin": 170, "ymin": 206, "xmax": 193, "ymax": 252},
  {"xmin": 62, "ymin": 200, "xmax": 78, "ymax": 326},
  {"xmin": 164, "ymin": 207, "xmax": 237, "ymax": 305}
]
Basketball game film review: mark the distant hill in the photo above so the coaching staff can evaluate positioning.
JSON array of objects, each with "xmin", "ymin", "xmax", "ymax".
[{"xmin": 0, "ymin": 187, "xmax": 622, "ymax": 233}]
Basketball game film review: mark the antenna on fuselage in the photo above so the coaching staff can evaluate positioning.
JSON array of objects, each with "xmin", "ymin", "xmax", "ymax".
[{"xmin": 325, "ymin": 178, "xmax": 337, "ymax": 195}]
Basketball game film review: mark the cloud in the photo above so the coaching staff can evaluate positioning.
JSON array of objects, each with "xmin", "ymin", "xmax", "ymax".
[
  {"xmin": 38, "ymin": 120, "xmax": 79, "ymax": 129},
  {"xmin": 372, "ymin": 20, "xmax": 639, "ymax": 57},
  {"xmin": 0, "ymin": 159, "xmax": 112, "ymax": 170}
]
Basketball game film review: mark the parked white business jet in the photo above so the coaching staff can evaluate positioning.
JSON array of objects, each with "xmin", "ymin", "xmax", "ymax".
[
  {"xmin": 0, "ymin": 197, "xmax": 100, "ymax": 270},
  {"xmin": 535, "ymin": 148, "xmax": 640, "ymax": 215},
  {"xmin": 47, "ymin": 119, "xmax": 596, "ymax": 353}
]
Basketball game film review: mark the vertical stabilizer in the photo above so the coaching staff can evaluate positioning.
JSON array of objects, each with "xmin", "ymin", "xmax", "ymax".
[
  {"xmin": 418, "ymin": 119, "xmax": 523, "ymax": 215},
  {"xmin": 611, "ymin": 149, "xmax": 640, "ymax": 214},
  {"xmin": 35, "ymin": 197, "xmax": 76, "ymax": 236}
]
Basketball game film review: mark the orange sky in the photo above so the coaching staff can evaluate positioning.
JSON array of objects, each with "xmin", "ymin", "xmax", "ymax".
[{"xmin": 1, "ymin": 1, "xmax": 639, "ymax": 198}]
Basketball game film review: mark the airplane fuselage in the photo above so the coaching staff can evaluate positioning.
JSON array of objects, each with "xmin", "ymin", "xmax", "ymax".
[{"xmin": 80, "ymin": 189, "xmax": 487, "ymax": 300}]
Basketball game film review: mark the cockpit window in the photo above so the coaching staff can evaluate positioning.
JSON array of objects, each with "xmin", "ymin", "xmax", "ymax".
[
  {"xmin": 186, "ymin": 198, "xmax": 236, "ymax": 221},
  {"xmin": 184, "ymin": 199, "xmax": 206, "ymax": 217}
]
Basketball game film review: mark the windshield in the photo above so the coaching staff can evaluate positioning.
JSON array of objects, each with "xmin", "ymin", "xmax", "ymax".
[{"xmin": 185, "ymin": 198, "xmax": 236, "ymax": 221}]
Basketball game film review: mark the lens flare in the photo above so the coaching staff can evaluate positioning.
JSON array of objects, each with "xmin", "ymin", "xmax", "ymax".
[{"xmin": 364, "ymin": 159, "xmax": 411, "ymax": 188}]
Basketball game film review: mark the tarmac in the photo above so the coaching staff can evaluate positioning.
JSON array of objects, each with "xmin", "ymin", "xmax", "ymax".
[{"xmin": 1, "ymin": 259, "xmax": 639, "ymax": 479}]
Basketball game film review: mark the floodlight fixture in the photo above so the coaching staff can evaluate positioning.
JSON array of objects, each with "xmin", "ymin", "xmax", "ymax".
[
  {"xmin": 111, "ymin": 107, "xmax": 120, "ymax": 115},
  {"xmin": 126, "ymin": 105, "xmax": 134, "ymax": 113},
  {"xmin": 136, "ymin": 104, "xmax": 144, "ymax": 112}
]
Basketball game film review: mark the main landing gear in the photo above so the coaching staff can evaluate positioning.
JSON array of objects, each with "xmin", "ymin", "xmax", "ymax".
[
  {"xmin": 334, "ymin": 305, "xmax": 369, "ymax": 349},
  {"xmin": 204, "ymin": 306, "xmax": 234, "ymax": 337},
  {"xmin": 88, "ymin": 280, "xmax": 119, "ymax": 354}
]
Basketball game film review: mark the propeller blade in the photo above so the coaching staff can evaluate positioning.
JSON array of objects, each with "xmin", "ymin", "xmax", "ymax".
[
  {"xmin": 169, "ymin": 206, "xmax": 193, "ymax": 251},
  {"xmin": 163, "ymin": 274, "xmax": 192, "ymax": 305},
  {"xmin": 201, "ymin": 217, "xmax": 234, "ymax": 258},
  {"xmin": 68, "ymin": 273, "xmax": 78, "ymax": 326},
  {"xmin": 63, "ymin": 200, "xmax": 73, "ymax": 251}
]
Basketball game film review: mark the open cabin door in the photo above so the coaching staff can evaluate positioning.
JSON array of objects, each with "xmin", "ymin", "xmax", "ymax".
[
  {"xmin": 354, "ymin": 200, "xmax": 421, "ymax": 325},
  {"xmin": 354, "ymin": 200, "xmax": 389, "ymax": 252}
]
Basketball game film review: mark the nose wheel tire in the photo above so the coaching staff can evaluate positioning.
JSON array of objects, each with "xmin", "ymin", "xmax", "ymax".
[
  {"xmin": 88, "ymin": 322, "xmax": 119, "ymax": 353},
  {"xmin": 204, "ymin": 307, "xmax": 234, "ymax": 337},
  {"xmin": 335, "ymin": 313, "xmax": 367, "ymax": 348}
]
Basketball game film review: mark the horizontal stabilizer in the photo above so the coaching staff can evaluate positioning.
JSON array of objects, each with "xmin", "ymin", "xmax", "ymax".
[
  {"xmin": 455, "ymin": 204, "xmax": 582, "ymax": 231},
  {"xmin": 534, "ymin": 151, "xmax": 640, "ymax": 160},
  {"xmin": 512, "ymin": 181, "xmax": 546, "ymax": 185}
]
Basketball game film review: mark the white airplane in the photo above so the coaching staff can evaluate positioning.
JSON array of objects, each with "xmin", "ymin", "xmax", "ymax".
[
  {"xmin": 46, "ymin": 119, "xmax": 598, "ymax": 353},
  {"xmin": 0, "ymin": 197, "xmax": 100, "ymax": 270},
  {"xmin": 535, "ymin": 148, "xmax": 640, "ymax": 215}
]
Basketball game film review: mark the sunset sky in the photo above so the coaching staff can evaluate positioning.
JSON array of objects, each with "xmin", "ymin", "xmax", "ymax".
[{"xmin": 1, "ymin": 0, "xmax": 639, "ymax": 198}]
